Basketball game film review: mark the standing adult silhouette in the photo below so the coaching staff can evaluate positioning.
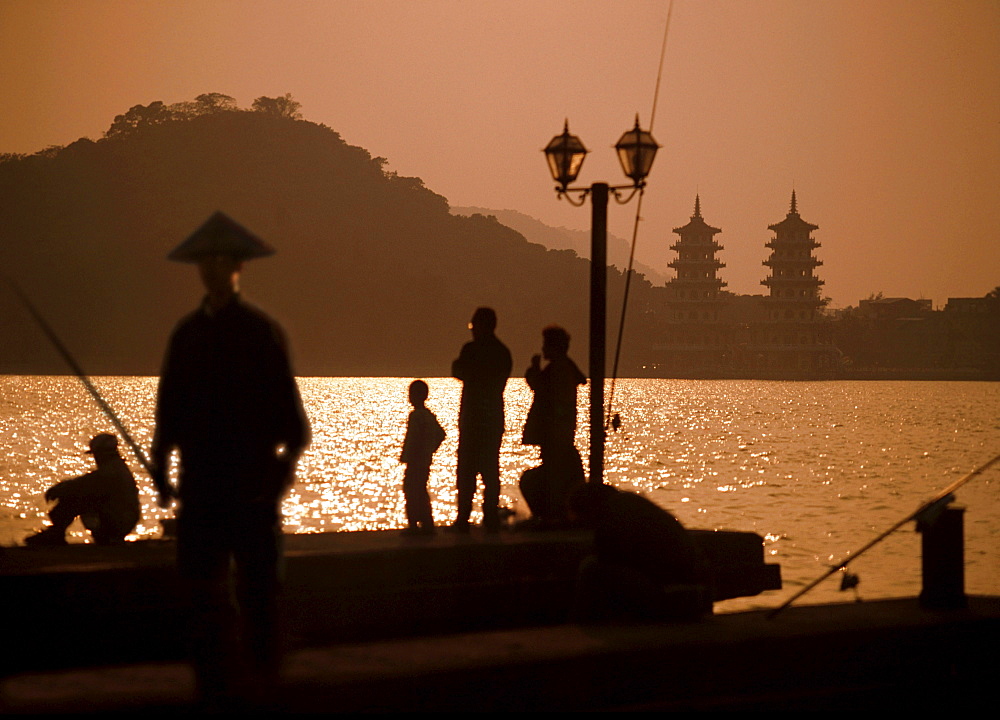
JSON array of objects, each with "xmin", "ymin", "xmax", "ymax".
[
  {"xmin": 450, "ymin": 307, "xmax": 512, "ymax": 533},
  {"xmin": 150, "ymin": 211, "xmax": 310, "ymax": 706}
]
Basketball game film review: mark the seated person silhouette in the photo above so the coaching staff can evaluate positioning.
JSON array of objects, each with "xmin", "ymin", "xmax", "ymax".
[
  {"xmin": 25, "ymin": 433, "xmax": 141, "ymax": 546},
  {"xmin": 569, "ymin": 483, "xmax": 710, "ymax": 622}
]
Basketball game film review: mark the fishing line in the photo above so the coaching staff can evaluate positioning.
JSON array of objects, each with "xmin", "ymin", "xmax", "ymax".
[
  {"xmin": 606, "ymin": 0, "xmax": 674, "ymax": 430},
  {"xmin": 7, "ymin": 278, "xmax": 154, "ymax": 475},
  {"xmin": 767, "ymin": 451, "xmax": 1000, "ymax": 619}
]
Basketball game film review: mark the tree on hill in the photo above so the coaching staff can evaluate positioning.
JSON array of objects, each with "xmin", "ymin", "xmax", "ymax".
[
  {"xmin": 104, "ymin": 93, "xmax": 254, "ymax": 138},
  {"xmin": 251, "ymin": 94, "xmax": 302, "ymax": 119},
  {"xmin": 195, "ymin": 92, "xmax": 238, "ymax": 113},
  {"xmin": 105, "ymin": 101, "xmax": 175, "ymax": 138}
]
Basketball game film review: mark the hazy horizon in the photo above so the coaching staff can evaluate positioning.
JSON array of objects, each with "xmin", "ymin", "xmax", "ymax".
[{"xmin": 2, "ymin": 0, "xmax": 997, "ymax": 308}]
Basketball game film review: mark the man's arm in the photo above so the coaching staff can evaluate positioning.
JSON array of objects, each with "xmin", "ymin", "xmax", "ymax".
[
  {"xmin": 267, "ymin": 323, "xmax": 311, "ymax": 495},
  {"xmin": 150, "ymin": 331, "xmax": 181, "ymax": 509},
  {"xmin": 45, "ymin": 473, "xmax": 96, "ymax": 502},
  {"xmin": 525, "ymin": 354, "xmax": 542, "ymax": 390},
  {"xmin": 452, "ymin": 343, "xmax": 472, "ymax": 381},
  {"xmin": 149, "ymin": 431, "xmax": 177, "ymax": 508},
  {"xmin": 502, "ymin": 345, "xmax": 513, "ymax": 379}
]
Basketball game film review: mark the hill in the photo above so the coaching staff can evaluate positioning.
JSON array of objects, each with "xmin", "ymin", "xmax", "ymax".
[
  {"xmin": 450, "ymin": 207, "xmax": 668, "ymax": 285},
  {"xmin": 0, "ymin": 96, "xmax": 659, "ymax": 377}
]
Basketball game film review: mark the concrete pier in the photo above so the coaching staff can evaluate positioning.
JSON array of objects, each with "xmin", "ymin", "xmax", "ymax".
[
  {"xmin": 2, "ymin": 528, "xmax": 779, "ymax": 674},
  {"xmin": 2, "ymin": 529, "xmax": 996, "ymax": 711}
]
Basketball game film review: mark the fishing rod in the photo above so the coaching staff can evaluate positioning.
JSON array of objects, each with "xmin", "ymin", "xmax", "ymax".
[
  {"xmin": 606, "ymin": 0, "xmax": 674, "ymax": 430},
  {"xmin": 7, "ymin": 279, "xmax": 155, "ymax": 475},
  {"xmin": 767, "ymin": 451, "xmax": 1000, "ymax": 619}
]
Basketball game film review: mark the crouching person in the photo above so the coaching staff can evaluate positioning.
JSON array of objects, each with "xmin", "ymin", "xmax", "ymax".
[
  {"xmin": 25, "ymin": 433, "xmax": 140, "ymax": 546},
  {"xmin": 569, "ymin": 483, "xmax": 711, "ymax": 623}
]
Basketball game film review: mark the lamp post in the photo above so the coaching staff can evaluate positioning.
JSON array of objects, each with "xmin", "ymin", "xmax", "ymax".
[{"xmin": 543, "ymin": 116, "xmax": 659, "ymax": 485}]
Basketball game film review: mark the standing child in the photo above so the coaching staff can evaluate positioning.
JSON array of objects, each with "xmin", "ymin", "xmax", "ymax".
[{"xmin": 400, "ymin": 380, "xmax": 446, "ymax": 535}]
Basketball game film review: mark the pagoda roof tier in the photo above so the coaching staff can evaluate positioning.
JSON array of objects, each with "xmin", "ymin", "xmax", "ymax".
[
  {"xmin": 768, "ymin": 190, "xmax": 819, "ymax": 233},
  {"xmin": 767, "ymin": 217, "xmax": 819, "ymax": 234},
  {"xmin": 669, "ymin": 240, "xmax": 723, "ymax": 251},
  {"xmin": 762, "ymin": 258, "xmax": 823, "ymax": 267},
  {"xmin": 667, "ymin": 277, "xmax": 727, "ymax": 287},
  {"xmin": 672, "ymin": 222, "xmax": 722, "ymax": 236},
  {"xmin": 761, "ymin": 277, "xmax": 824, "ymax": 286},
  {"xmin": 672, "ymin": 194, "xmax": 722, "ymax": 236},
  {"xmin": 668, "ymin": 259, "xmax": 726, "ymax": 269},
  {"xmin": 765, "ymin": 239, "xmax": 821, "ymax": 249}
]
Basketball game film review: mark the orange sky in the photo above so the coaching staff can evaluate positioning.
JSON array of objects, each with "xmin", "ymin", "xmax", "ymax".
[{"xmin": 2, "ymin": 0, "xmax": 997, "ymax": 307}]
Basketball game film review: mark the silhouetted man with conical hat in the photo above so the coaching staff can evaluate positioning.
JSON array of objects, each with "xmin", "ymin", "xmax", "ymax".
[{"xmin": 151, "ymin": 211, "xmax": 309, "ymax": 707}]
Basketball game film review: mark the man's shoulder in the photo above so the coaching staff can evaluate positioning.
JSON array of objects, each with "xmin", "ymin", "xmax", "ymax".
[
  {"xmin": 228, "ymin": 297, "xmax": 284, "ymax": 329},
  {"xmin": 479, "ymin": 335, "xmax": 512, "ymax": 360},
  {"xmin": 171, "ymin": 297, "xmax": 284, "ymax": 337},
  {"xmin": 548, "ymin": 356, "xmax": 586, "ymax": 384},
  {"xmin": 457, "ymin": 337, "xmax": 508, "ymax": 362},
  {"xmin": 494, "ymin": 336, "xmax": 512, "ymax": 357},
  {"xmin": 170, "ymin": 306, "xmax": 205, "ymax": 333},
  {"xmin": 489, "ymin": 333, "xmax": 510, "ymax": 349}
]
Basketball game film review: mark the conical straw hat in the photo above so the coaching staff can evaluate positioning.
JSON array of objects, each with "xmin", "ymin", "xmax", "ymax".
[{"xmin": 168, "ymin": 211, "xmax": 275, "ymax": 262}]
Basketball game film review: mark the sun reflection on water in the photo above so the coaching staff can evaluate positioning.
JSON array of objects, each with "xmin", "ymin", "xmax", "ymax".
[{"xmin": 1, "ymin": 375, "xmax": 997, "ymax": 609}]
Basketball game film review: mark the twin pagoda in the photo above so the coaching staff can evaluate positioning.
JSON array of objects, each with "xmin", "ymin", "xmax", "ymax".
[{"xmin": 659, "ymin": 191, "xmax": 838, "ymax": 377}]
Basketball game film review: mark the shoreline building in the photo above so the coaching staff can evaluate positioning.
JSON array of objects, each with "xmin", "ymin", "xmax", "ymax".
[
  {"xmin": 755, "ymin": 191, "xmax": 838, "ymax": 374},
  {"xmin": 660, "ymin": 195, "xmax": 728, "ymax": 374},
  {"xmin": 653, "ymin": 191, "xmax": 840, "ymax": 378}
]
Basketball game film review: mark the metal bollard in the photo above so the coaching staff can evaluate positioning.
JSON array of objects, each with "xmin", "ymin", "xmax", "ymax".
[{"xmin": 917, "ymin": 505, "xmax": 966, "ymax": 610}]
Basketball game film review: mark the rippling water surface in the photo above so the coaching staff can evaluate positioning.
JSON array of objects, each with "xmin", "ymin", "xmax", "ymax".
[{"xmin": 1, "ymin": 376, "xmax": 996, "ymax": 612}]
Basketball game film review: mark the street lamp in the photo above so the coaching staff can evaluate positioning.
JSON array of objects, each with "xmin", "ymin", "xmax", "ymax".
[
  {"xmin": 543, "ymin": 116, "xmax": 659, "ymax": 485},
  {"xmin": 543, "ymin": 121, "xmax": 589, "ymax": 191},
  {"xmin": 615, "ymin": 115, "xmax": 660, "ymax": 186}
]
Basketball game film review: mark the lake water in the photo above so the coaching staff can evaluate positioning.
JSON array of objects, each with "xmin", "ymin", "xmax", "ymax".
[{"xmin": 1, "ymin": 376, "xmax": 997, "ymax": 613}]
